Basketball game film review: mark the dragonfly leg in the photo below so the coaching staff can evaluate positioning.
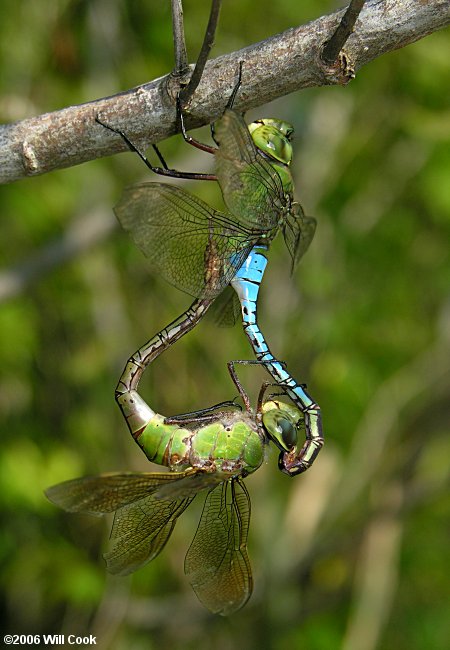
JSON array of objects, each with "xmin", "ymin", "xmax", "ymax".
[
  {"xmin": 231, "ymin": 247, "xmax": 324, "ymax": 475},
  {"xmin": 226, "ymin": 61, "xmax": 243, "ymax": 110},
  {"xmin": 164, "ymin": 399, "xmax": 242, "ymax": 425},
  {"xmin": 152, "ymin": 143, "xmax": 170, "ymax": 170},
  {"xmin": 226, "ymin": 360, "xmax": 253, "ymax": 413},
  {"xmin": 256, "ymin": 381, "xmax": 273, "ymax": 423},
  {"xmin": 210, "ymin": 62, "xmax": 244, "ymax": 144},
  {"xmin": 230, "ymin": 364, "xmax": 293, "ymax": 433},
  {"xmin": 229, "ymin": 358, "xmax": 288, "ymax": 370},
  {"xmin": 99, "ymin": 61, "xmax": 244, "ymax": 178},
  {"xmin": 177, "ymin": 94, "xmax": 218, "ymax": 154},
  {"xmin": 227, "ymin": 358, "xmax": 289, "ymax": 414},
  {"xmin": 178, "ymin": 60, "xmax": 243, "ymax": 151},
  {"xmin": 256, "ymin": 381, "xmax": 294, "ymax": 412},
  {"xmin": 115, "ymin": 298, "xmax": 213, "ymax": 438},
  {"xmin": 95, "ymin": 115, "xmax": 217, "ymax": 181}
]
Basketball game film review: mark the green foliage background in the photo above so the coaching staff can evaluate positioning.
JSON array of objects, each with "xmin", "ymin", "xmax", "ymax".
[{"xmin": 0, "ymin": 1, "xmax": 449, "ymax": 648}]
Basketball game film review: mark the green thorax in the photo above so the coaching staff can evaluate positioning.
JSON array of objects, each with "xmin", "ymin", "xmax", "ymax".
[
  {"xmin": 136, "ymin": 410, "xmax": 265, "ymax": 478},
  {"xmin": 248, "ymin": 118, "xmax": 294, "ymax": 193}
]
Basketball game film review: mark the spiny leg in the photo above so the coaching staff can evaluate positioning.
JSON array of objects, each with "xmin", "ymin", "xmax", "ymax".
[
  {"xmin": 165, "ymin": 357, "xmax": 262, "ymax": 422},
  {"xmin": 256, "ymin": 380, "xmax": 273, "ymax": 416},
  {"xmin": 168, "ymin": 353, "xmax": 275, "ymax": 424},
  {"xmin": 211, "ymin": 61, "xmax": 243, "ymax": 145},
  {"xmin": 226, "ymin": 360, "xmax": 252, "ymax": 413},
  {"xmin": 180, "ymin": 61, "xmax": 244, "ymax": 150},
  {"xmin": 177, "ymin": 93, "xmax": 217, "ymax": 154},
  {"xmin": 97, "ymin": 62, "xmax": 244, "ymax": 180},
  {"xmin": 226, "ymin": 61, "xmax": 244, "ymax": 110},
  {"xmin": 95, "ymin": 115, "xmax": 217, "ymax": 181},
  {"xmin": 231, "ymin": 247, "xmax": 324, "ymax": 476},
  {"xmin": 227, "ymin": 358, "xmax": 288, "ymax": 414},
  {"xmin": 164, "ymin": 399, "xmax": 242, "ymax": 425},
  {"xmin": 228, "ymin": 359, "xmax": 293, "ymax": 431}
]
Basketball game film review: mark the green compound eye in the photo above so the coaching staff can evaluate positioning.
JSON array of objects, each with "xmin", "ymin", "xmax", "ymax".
[
  {"xmin": 262, "ymin": 408, "xmax": 299, "ymax": 452},
  {"xmin": 248, "ymin": 119, "xmax": 294, "ymax": 166},
  {"xmin": 248, "ymin": 118, "xmax": 294, "ymax": 139},
  {"xmin": 276, "ymin": 416, "xmax": 297, "ymax": 448}
]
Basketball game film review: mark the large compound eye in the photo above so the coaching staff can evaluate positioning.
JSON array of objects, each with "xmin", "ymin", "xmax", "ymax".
[
  {"xmin": 262, "ymin": 411, "xmax": 298, "ymax": 452},
  {"xmin": 253, "ymin": 127, "xmax": 293, "ymax": 165},
  {"xmin": 276, "ymin": 417, "xmax": 297, "ymax": 448},
  {"xmin": 247, "ymin": 122, "xmax": 293, "ymax": 166}
]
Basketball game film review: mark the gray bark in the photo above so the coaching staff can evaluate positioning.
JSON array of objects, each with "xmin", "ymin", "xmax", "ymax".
[{"xmin": 0, "ymin": 0, "xmax": 449, "ymax": 184}]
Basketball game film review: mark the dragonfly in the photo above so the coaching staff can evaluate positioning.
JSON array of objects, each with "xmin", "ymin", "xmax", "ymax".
[
  {"xmin": 47, "ymin": 297, "xmax": 305, "ymax": 616},
  {"xmin": 97, "ymin": 69, "xmax": 324, "ymax": 475}
]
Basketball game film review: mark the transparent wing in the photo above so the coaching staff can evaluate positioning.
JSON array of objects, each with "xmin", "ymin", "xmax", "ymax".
[
  {"xmin": 283, "ymin": 202, "xmax": 317, "ymax": 271},
  {"xmin": 45, "ymin": 470, "xmax": 199, "ymax": 515},
  {"xmin": 214, "ymin": 110, "xmax": 287, "ymax": 230},
  {"xmin": 115, "ymin": 183, "xmax": 255, "ymax": 299},
  {"xmin": 184, "ymin": 478, "xmax": 252, "ymax": 616},
  {"xmin": 105, "ymin": 471, "xmax": 227, "ymax": 576},
  {"xmin": 208, "ymin": 286, "xmax": 241, "ymax": 327},
  {"xmin": 46, "ymin": 470, "xmax": 220, "ymax": 577},
  {"xmin": 104, "ymin": 494, "xmax": 194, "ymax": 575}
]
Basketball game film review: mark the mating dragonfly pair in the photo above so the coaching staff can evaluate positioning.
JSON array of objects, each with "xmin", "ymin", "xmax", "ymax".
[{"xmin": 47, "ymin": 72, "xmax": 324, "ymax": 615}]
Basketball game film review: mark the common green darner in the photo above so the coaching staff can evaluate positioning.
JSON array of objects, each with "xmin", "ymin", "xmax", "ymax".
[
  {"xmin": 98, "ymin": 69, "xmax": 324, "ymax": 476},
  {"xmin": 47, "ymin": 300, "xmax": 304, "ymax": 616}
]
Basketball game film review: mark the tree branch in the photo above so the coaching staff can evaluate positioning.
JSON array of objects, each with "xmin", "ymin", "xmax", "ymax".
[
  {"xmin": 1, "ymin": 0, "xmax": 449, "ymax": 185},
  {"xmin": 171, "ymin": 0, "xmax": 189, "ymax": 76},
  {"xmin": 322, "ymin": 0, "xmax": 366, "ymax": 65},
  {"xmin": 178, "ymin": 0, "xmax": 222, "ymax": 106}
]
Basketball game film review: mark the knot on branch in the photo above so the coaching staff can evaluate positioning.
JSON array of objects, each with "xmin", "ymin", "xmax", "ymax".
[
  {"xmin": 319, "ymin": 49, "xmax": 356, "ymax": 86},
  {"xmin": 22, "ymin": 140, "xmax": 39, "ymax": 175}
]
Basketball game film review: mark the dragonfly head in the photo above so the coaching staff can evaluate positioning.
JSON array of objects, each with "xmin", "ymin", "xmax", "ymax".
[
  {"xmin": 248, "ymin": 119, "xmax": 294, "ymax": 166},
  {"xmin": 261, "ymin": 399, "xmax": 303, "ymax": 453}
]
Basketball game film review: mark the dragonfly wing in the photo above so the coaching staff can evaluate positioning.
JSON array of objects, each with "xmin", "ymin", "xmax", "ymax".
[
  {"xmin": 214, "ymin": 110, "xmax": 287, "ymax": 230},
  {"xmin": 104, "ymin": 471, "xmax": 225, "ymax": 575},
  {"xmin": 208, "ymin": 286, "xmax": 241, "ymax": 327},
  {"xmin": 154, "ymin": 471, "xmax": 225, "ymax": 500},
  {"xmin": 115, "ymin": 182, "xmax": 253, "ymax": 299},
  {"xmin": 45, "ymin": 469, "xmax": 199, "ymax": 515},
  {"xmin": 104, "ymin": 494, "xmax": 195, "ymax": 575},
  {"xmin": 283, "ymin": 203, "xmax": 317, "ymax": 271},
  {"xmin": 184, "ymin": 478, "xmax": 252, "ymax": 616},
  {"xmin": 46, "ymin": 470, "xmax": 224, "ymax": 577}
]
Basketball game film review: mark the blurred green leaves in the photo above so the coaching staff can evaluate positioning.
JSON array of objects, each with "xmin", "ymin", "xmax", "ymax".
[{"xmin": 0, "ymin": 1, "xmax": 449, "ymax": 648}]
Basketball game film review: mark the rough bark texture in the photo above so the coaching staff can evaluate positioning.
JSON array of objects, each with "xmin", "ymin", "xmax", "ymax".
[{"xmin": 0, "ymin": 0, "xmax": 449, "ymax": 184}]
